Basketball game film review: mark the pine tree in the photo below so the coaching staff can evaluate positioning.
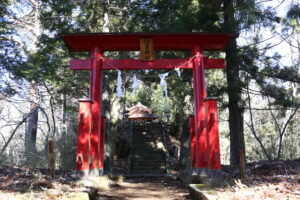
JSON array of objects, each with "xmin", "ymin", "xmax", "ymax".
[{"xmin": 223, "ymin": 0, "xmax": 245, "ymax": 168}]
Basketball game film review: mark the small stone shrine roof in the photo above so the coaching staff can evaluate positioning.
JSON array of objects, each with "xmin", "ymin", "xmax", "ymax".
[{"xmin": 127, "ymin": 102, "xmax": 156, "ymax": 121}]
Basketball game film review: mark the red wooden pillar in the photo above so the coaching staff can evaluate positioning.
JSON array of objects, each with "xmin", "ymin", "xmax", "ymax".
[
  {"xmin": 189, "ymin": 115, "xmax": 196, "ymax": 168},
  {"xmin": 205, "ymin": 99, "xmax": 221, "ymax": 170},
  {"xmin": 89, "ymin": 47, "xmax": 104, "ymax": 176},
  {"xmin": 76, "ymin": 99, "xmax": 93, "ymax": 176},
  {"xmin": 192, "ymin": 46, "xmax": 208, "ymax": 173}
]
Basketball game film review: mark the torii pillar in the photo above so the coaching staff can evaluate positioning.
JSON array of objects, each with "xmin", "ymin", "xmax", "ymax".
[
  {"xmin": 76, "ymin": 47, "xmax": 105, "ymax": 176},
  {"xmin": 192, "ymin": 46, "xmax": 221, "ymax": 176},
  {"xmin": 88, "ymin": 47, "xmax": 103, "ymax": 175}
]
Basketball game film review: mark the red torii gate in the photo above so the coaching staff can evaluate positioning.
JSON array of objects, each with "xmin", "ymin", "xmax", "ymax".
[{"xmin": 61, "ymin": 33, "xmax": 233, "ymax": 176}]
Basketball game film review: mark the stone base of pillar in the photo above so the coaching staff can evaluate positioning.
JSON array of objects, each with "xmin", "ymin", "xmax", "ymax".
[
  {"xmin": 77, "ymin": 170, "xmax": 89, "ymax": 178},
  {"xmin": 99, "ymin": 168, "xmax": 103, "ymax": 176},
  {"xmin": 192, "ymin": 168, "xmax": 221, "ymax": 178},
  {"xmin": 77, "ymin": 168, "xmax": 104, "ymax": 177},
  {"xmin": 89, "ymin": 168, "xmax": 100, "ymax": 176}
]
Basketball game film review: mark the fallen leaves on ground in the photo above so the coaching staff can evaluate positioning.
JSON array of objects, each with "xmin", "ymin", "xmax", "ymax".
[{"xmin": 217, "ymin": 160, "xmax": 300, "ymax": 200}]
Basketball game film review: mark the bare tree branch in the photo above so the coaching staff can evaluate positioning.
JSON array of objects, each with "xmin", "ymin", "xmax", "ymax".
[
  {"xmin": 0, "ymin": 110, "xmax": 35, "ymax": 156},
  {"xmin": 267, "ymin": 97, "xmax": 282, "ymax": 134},
  {"xmin": 246, "ymin": 83, "xmax": 272, "ymax": 160},
  {"xmin": 277, "ymin": 103, "xmax": 300, "ymax": 158}
]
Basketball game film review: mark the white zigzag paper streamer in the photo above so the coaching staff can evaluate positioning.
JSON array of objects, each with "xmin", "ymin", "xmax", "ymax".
[
  {"xmin": 159, "ymin": 72, "xmax": 169, "ymax": 98},
  {"xmin": 131, "ymin": 74, "xmax": 141, "ymax": 96},
  {"xmin": 116, "ymin": 70, "xmax": 123, "ymax": 97}
]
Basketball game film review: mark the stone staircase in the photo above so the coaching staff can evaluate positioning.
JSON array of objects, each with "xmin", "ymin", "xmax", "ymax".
[{"xmin": 130, "ymin": 122, "xmax": 167, "ymax": 175}]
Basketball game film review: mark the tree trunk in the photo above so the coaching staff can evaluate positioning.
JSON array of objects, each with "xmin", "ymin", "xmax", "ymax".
[
  {"xmin": 23, "ymin": 0, "xmax": 41, "ymax": 166},
  {"xmin": 224, "ymin": 0, "xmax": 246, "ymax": 168},
  {"xmin": 61, "ymin": 93, "xmax": 67, "ymax": 169},
  {"xmin": 25, "ymin": 81, "xmax": 39, "ymax": 164}
]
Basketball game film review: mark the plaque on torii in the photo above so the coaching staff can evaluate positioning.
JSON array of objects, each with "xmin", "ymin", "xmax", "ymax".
[{"xmin": 61, "ymin": 32, "xmax": 234, "ymax": 176}]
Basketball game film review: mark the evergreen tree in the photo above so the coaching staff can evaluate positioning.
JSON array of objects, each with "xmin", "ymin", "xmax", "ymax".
[
  {"xmin": 223, "ymin": 0, "xmax": 245, "ymax": 168},
  {"xmin": 0, "ymin": 0, "xmax": 23, "ymax": 96}
]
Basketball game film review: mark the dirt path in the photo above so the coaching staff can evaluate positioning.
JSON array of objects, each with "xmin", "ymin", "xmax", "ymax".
[{"xmin": 99, "ymin": 177, "xmax": 192, "ymax": 200}]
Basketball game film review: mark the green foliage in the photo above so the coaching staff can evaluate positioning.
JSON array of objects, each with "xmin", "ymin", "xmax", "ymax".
[
  {"xmin": 40, "ymin": 0, "xmax": 78, "ymax": 32},
  {"xmin": 0, "ymin": 0, "xmax": 22, "ymax": 97},
  {"xmin": 286, "ymin": 4, "xmax": 300, "ymax": 32},
  {"xmin": 124, "ymin": 82, "xmax": 170, "ymax": 118},
  {"xmin": 7, "ymin": 35, "xmax": 89, "ymax": 98},
  {"xmin": 129, "ymin": 0, "xmax": 222, "ymax": 32},
  {"xmin": 0, "ymin": 0, "xmax": 21, "ymax": 66}
]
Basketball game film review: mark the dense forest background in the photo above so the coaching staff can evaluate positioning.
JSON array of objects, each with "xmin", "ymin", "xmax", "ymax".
[{"xmin": 0, "ymin": 0, "xmax": 299, "ymax": 172}]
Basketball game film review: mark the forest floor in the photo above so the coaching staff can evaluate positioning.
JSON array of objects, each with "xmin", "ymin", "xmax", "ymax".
[
  {"xmin": 0, "ymin": 160, "xmax": 299, "ymax": 200},
  {"xmin": 0, "ymin": 166, "xmax": 191, "ymax": 200},
  {"xmin": 216, "ymin": 159, "xmax": 300, "ymax": 200}
]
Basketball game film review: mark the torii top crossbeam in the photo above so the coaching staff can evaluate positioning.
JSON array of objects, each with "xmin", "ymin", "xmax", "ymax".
[{"xmin": 60, "ymin": 32, "xmax": 234, "ymax": 52}]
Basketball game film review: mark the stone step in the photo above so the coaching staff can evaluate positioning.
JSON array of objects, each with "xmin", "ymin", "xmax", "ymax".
[
  {"xmin": 132, "ymin": 135, "xmax": 163, "ymax": 141},
  {"xmin": 133, "ymin": 127, "xmax": 158, "ymax": 129},
  {"xmin": 133, "ymin": 146, "xmax": 165, "ymax": 150},
  {"xmin": 132, "ymin": 140, "xmax": 162, "ymax": 144},
  {"xmin": 132, "ymin": 161, "xmax": 165, "ymax": 165},
  {"xmin": 133, "ymin": 132, "xmax": 161, "ymax": 135},
  {"xmin": 132, "ymin": 142, "xmax": 164, "ymax": 147},
  {"xmin": 131, "ymin": 160, "xmax": 165, "ymax": 165},
  {"xmin": 133, "ymin": 127, "xmax": 161, "ymax": 130},
  {"xmin": 132, "ymin": 150, "xmax": 165, "ymax": 154},
  {"xmin": 132, "ymin": 150, "xmax": 165, "ymax": 155},
  {"xmin": 132, "ymin": 152, "xmax": 165, "ymax": 157},
  {"xmin": 133, "ymin": 150, "xmax": 165, "ymax": 154},
  {"xmin": 133, "ymin": 140, "xmax": 163, "ymax": 143},
  {"xmin": 133, "ymin": 145, "xmax": 164, "ymax": 149},
  {"xmin": 131, "ymin": 154, "xmax": 165, "ymax": 160},
  {"xmin": 131, "ymin": 161, "xmax": 165, "ymax": 166},
  {"xmin": 133, "ymin": 124, "xmax": 161, "ymax": 128},
  {"xmin": 133, "ymin": 129, "xmax": 161, "ymax": 132},
  {"xmin": 132, "ymin": 139, "xmax": 162, "ymax": 142},
  {"xmin": 131, "ymin": 153, "xmax": 166, "ymax": 161},
  {"xmin": 132, "ymin": 151, "xmax": 165, "ymax": 154},
  {"xmin": 133, "ymin": 126, "xmax": 160, "ymax": 129},
  {"xmin": 131, "ymin": 160, "xmax": 165, "ymax": 164},
  {"xmin": 133, "ymin": 125, "xmax": 161, "ymax": 128},
  {"xmin": 133, "ymin": 145, "xmax": 163, "ymax": 150},
  {"xmin": 132, "ymin": 138, "xmax": 163, "ymax": 143},
  {"xmin": 132, "ymin": 155, "xmax": 165, "ymax": 159},
  {"xmin": 132, "ymin": 145, "xmax": 164, "ymax": 151},
  {"xmin": 131, "ymin": 165, "xmax": 166, "ymax": 170},
  {"xmin": 132, "ymin": 156, "xmax": 165, "ymax": 160},
  {"xmin": 132, "ymin": 139, "xmax": 163, "ymax": 143},
  {"xmin": 133, "ymin": 148, "xmax": 162, "ymax": 151},
  {"xmin": 131, "ymin": 163, "xmax": 165, "ymax": 167},
  {"xmin": 132, "ymin": 133, "xmax": 162, "ymax": 137},
  {"xmin": 130, "ymin": 169, "xmax": 166, "ymax": 174},
  {"xmin": 129, "ymin": 123, "xmax": 167, "ymax": 175},
  {"xmin": 133, "ymin": 127, "xmax": 160, "ymax": 130},
  {"xmin": 132, "ymin": 159, "xmax": 165, "ymax": 163}
]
